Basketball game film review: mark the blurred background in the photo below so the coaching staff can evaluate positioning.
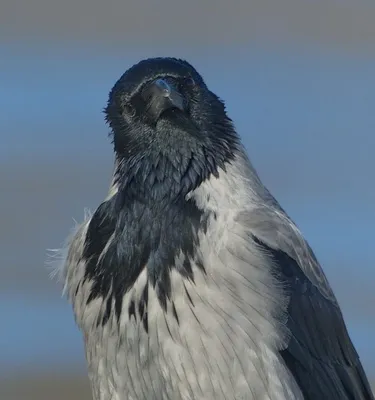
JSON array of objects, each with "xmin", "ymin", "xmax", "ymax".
[{"xmin": 1, "ymin": 0, "xmax": 375, "ymax": 398}]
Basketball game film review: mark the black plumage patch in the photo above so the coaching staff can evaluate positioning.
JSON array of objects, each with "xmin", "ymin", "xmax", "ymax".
[
  {"xmin": 252, "ymin": 235, "xmax": 374, "ymax": 400},
  {"xmin": 138, "ymin": 285, "xmax": 147, "ymax": 319},
  {"xmin": 172, "ymin": 302, "xmax": 180, "ymax": 325},
  {"xmin": 84, "ymin": 199, "xmax": 117, "ymax": 306},
  {"xmin": 128, "ymin": 300, "xmax": 136, "ymax": 322},
  {"xmin": 183, "ymin": 283, "xmax": 194, "ymax": 307},
  {"xmin": 82, "ymin": 152, "xmax": 213, "ymax": 327},
  {"xmin": 81, "ymin": 57, "xmax": 239, "ymax": 329}
]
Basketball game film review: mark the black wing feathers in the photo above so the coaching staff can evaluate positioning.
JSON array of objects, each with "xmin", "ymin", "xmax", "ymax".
[{"xmin": 253, "ymin": 236, "xmax": 374, "ymax": 400}]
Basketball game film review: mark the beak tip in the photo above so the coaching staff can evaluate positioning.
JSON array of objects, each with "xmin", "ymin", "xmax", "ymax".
[{"xmin": 145, "ymin": 78, "xmax": 186, "ymax": 119}]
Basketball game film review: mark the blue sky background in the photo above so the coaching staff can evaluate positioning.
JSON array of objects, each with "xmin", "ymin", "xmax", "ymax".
[{"xmin": 1, "ymin": 0, "xmax": 375, "ymax": 397}]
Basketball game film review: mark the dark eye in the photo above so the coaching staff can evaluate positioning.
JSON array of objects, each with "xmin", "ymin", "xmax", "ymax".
[
  {"xmin": 184, "ymin": 77, "xmax": 195, "ymax": 86},
  {"xmin": 124, "ymin": 103, "xmax": 136, "ymax": 117},
  {"xmin": 179, "ymin": 77, "xmax": 195, "ymax": 90}
]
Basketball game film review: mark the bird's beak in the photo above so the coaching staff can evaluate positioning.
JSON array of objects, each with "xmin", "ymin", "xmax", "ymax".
[
  {"xmin": 152, "ymin": 79, "xmax": 185, "ymax": 112},
  {"xmin": 142, "ymin": 78, "xmax": 186, "ymax": 121}
]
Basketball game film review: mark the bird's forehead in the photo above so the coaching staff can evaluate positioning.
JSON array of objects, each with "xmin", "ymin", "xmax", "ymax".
[
  {"xmin": 127, "ymin": 58, "xmax": 194, "ymax": 80},
  {"xmin": 116, "ymin": 57, "xmax": 202, "ymax": 98}
]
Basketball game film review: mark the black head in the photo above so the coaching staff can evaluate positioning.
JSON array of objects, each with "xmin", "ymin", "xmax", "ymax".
[{"xmin": 104, "ymin": 57, "xmax": 239, "ymax": 201}]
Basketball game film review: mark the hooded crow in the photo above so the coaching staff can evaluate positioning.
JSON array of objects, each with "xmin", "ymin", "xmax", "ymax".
[{"xmin": 59, "ymin": 57, "xmax": 374, "ymax": 400}]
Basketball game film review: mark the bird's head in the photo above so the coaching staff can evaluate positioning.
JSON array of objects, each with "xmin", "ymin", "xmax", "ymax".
[{"xmin": 105, "ymin": 57, "xmax": 239, "ymax": 200}]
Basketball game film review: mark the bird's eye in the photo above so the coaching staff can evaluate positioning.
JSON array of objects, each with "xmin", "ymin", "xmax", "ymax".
[
  {"xmin": 178, "ymin": 77, "xmax": 195, "ymax": 92},
  {"xmin": 184, "ymin": 77, "xmax": 195, "ymax": 86},
  {"xmin": 124, "ymin": 103, "xmax": 136, "ymax": 117}
]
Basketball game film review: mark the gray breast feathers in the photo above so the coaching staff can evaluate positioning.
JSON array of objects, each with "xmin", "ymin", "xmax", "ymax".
[{"xmin": 58, "ymin": 149, "xmax": 373, "ymax": 400}]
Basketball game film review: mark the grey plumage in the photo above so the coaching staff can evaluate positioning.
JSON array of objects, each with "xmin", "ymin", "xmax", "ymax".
[{"xmin": 58, "ymin": 57, "xmax": 374, "ymax": 399}]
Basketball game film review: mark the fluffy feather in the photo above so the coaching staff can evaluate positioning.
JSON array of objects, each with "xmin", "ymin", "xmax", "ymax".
[{"xmin": 57, "ymin": 57, "xmax": 374, "ymax": 400}]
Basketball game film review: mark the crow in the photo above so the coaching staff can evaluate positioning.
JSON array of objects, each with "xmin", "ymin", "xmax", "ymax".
[{"xmin": 59, "ymin": 57, "xmax": 374, "ymax": 399}]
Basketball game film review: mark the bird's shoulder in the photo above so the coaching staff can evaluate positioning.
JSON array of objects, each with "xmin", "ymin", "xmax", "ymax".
[{"xmin": 239, "ymin": 205, "xmax": 374, "ymax": 399}]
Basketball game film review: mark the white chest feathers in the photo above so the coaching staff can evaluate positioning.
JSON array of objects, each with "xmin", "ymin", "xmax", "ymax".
[{"xmin": 69, "ymin": 157, "xmax": 303, "ymax": 400}]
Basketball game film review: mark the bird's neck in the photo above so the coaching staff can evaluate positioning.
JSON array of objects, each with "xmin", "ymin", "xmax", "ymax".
[
  {"xmin": 83, "ymin": 166, "xmax": 211, "ymax": 326},
  {"xmin": 113, "ymin": 151, "xmax": 211, "ymax": 205}
]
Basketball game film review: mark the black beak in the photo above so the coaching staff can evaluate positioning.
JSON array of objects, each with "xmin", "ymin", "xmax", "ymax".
[{"xmin": 142, "ymin": 78, "xmax": 186, "ymax": 121}]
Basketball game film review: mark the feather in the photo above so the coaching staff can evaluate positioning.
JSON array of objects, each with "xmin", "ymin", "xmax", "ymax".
[{"xmin": 57, "ymin": 57, "xmax": 373, "ymax": 400}]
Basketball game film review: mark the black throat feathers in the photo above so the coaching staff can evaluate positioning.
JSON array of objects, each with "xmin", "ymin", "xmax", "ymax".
[{"xmin": 81, "ymin": 149, "xmax": 221, "ymax": 329}]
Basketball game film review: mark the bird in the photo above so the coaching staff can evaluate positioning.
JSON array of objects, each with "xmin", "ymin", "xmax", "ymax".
[{"xmin": 58, "ymin": 57, "xmax": 374, "ymax": 400}]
